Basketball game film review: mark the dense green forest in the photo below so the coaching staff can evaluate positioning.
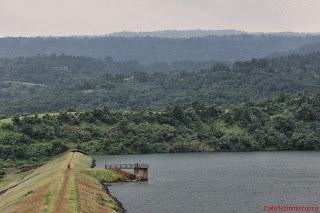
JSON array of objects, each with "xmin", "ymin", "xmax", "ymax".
[
  {"xmin": 2, "ymin": 34, "xmax": 320, "ymax": 63},
  {"xmin": 1, "ymin": 92, "xmax": 320, "ymax": 169},
  {"xmin": 1, "ymin": 51, "xmax": 320, "ymax": 116},
  {"xmin": 0, "ymin": 54, "xmax": 217, "ymax": 112},
  {"xmin": 0, "ymin": 54, "xmax": 217, "ymax": 85}
]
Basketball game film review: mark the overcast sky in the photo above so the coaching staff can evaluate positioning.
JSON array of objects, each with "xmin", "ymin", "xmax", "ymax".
[{"xmin": 0, "ymin": 0, "xmax": 319, "ymax": 37}]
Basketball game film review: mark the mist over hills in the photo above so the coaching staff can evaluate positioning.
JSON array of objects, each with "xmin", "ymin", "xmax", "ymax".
[{"xmin": 1, "ymin": 33, "xmax": 320, "ymax": 63}]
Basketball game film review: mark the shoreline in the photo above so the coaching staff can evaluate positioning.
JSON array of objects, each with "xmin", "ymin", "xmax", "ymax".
[
  {"xmin": 91, "ymin": 157, "xmax": 127, "ymax": 213},
  {"xmin": 102, "ymin": 183, "xmax": 126, "ymax": 213}
]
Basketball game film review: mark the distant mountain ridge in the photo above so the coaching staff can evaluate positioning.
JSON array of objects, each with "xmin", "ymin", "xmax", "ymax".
[
  {"xmin": 106, "ymin": 29, "xmax": 246, "ymax": 38},
  {"xmin": 106, "ymin": 30, "xmax": 320, "ymax": 38},
  {"xmin": 267, "ymin": 42, "xmax": 320, "ymax": 58},
  {"xmin": 2, "ymin": 34, "xmax": 320, "ymax": 63}
]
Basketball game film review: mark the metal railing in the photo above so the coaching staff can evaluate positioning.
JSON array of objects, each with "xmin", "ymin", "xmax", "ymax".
[{"xmin": 105, "ymin": 163, "xmax": 149, "ymax": 169}]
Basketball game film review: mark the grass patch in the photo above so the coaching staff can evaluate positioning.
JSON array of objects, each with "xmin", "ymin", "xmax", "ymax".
[
  {"xmin": 214, "ymin": 119, "xmax": 227, "ymax": 128},
  {"xmin": 71, "ymin": 153, "xmax": 93, "ymax": 169},
  {"xmin": 225, "ymin": 124, "xmax": 246, "ymax": 135},
  {"xmin": 0, "ymin": 112, "xmax": 77, "ymax": 124},
  {"xmin": 0, "ymin": 171, "xmax": 32, "ymax": 191},
  {"xmin": 0, "ymin": 118, "xmax": 12, "ymax": 124},
  {"xmin": 79, "ymin": 169, "xmax": 126, "ymax": 183}
]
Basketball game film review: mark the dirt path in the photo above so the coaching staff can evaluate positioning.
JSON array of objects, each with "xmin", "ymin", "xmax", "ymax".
[{"xmin": 53, "ymin": 153, "xmax": 74, "ymax": 213}]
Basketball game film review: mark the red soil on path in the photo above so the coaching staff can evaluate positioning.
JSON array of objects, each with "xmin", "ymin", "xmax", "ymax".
[{"xmin": 53, "ymin": 153, "xmax": 74, "ymax": 213}]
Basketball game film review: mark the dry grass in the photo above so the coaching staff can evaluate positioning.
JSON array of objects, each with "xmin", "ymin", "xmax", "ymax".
[
  {"xmin": 0, "ymin": 154, "xmax": 70, "ymax": 212},
  {"xmin": 53, "ymin": 169, "xmax": 71, "ymax": 213},
  {"xmin": 12, "ymin": 182, "xmax": 54, "ymax": 213},
  {"xmin": 77, "ymin": 173, "xmax": 117, "ymax": 213},
  {"xmin": 0, "ymin": 171, "xmax": 33, "ymax": 191}
]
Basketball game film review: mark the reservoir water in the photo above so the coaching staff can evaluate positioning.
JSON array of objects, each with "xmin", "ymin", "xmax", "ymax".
[{"xmin": 92, "ymin": 152, "xmax": 320, "ymax": 213}]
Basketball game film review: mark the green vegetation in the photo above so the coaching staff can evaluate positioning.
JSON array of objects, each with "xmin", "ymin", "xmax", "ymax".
[
  {"xmin": 0, "ymin": 152, "xmax": 126, "ymax": 213},
  {"xmin": 1, "ymin": 52, "xmax": 320, "ymax": 116},
  {"xmin": 80, "ymin": 169, "xmax": 125, "ymax": 183},
  {"xmin": 1, "ymin": 49, "xmax": 320, "ymax": 170},
  {"xmin": 1, "ymin": 92, "xmax": 320, "ymax": 168},
  {"xmin": 3, "ymin": 32, "xmax": 320, "ymax": 212}
]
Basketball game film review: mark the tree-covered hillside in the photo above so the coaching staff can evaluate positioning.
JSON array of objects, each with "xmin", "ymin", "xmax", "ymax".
[
  {"xmin": 267, "ymin": 42, "xmax": 320, "ymax": 58},
  {"xmin": 1, "ymin": 35, "xmax": 320, "ymax": 63},
  {"xmin": 0, "ymin": 54, "xmax": 216, "ymax": 85},
  {"xmin": 0, "ymin": 54, "xmax": 218, "ymax": 108},
  {"xmin": 1, "ymin": 52, "xmax": 320, "ymax": 116},
  {"xmin": 1, "ymin": 93, "xmax": 320, "ymax": 169}
]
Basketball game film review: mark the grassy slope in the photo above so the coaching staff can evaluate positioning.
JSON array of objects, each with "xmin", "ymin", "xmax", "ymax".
[
  {"xmin": 0, "ymin": 113, "xmax": 72, "ymax": 124},
  {"xmin": 0, "ymin": 152, "xmax": 125, "ymax": 213}
]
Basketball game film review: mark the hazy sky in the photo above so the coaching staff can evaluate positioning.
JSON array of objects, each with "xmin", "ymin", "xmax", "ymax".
[{"xmin": 0, "ymin": 0, "xmax": 319, "ymax": 37}]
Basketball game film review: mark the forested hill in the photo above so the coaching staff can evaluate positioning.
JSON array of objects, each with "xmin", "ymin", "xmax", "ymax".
[
  {"xmin": 0, "ymin": 54, "xmax": 217, "ymax": 104},
  {"xmin": 1, "ymin": 93, "xmax": 320, "ymax": 169},
  {"xmin": 0, "ymin": 54, "xmax": 219, "ymax": 82},
  {"xmin": 0, "ymin": 52, "xmax": 320, "ymax": 116},
  {"xmin": 267, "ymin": 42, "xmax": 320, "ymax": 58},
  {"xmin": 2, "ymin": 35, "xmax": 320, "ymax": 63}
]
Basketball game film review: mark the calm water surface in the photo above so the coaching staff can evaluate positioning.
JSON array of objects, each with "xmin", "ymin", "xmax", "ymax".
[{"xmin": 92, "ymin": 152, "xmax": 320, "ymax": 213}]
